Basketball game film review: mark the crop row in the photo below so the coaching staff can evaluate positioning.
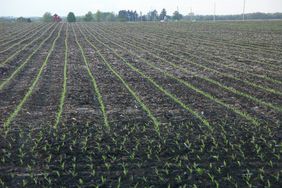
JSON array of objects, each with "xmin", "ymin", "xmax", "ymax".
[
  {"xmin": 3, "ymin": 22, "xmax": 278, "ymax": 129},
  {"xmin": 98, "ymin": 24, "xmax": 282, "ymax": 89},
  {"xmin": 0, "ymin": 23, "xmax": 53, "ymax": 54},
  {"xmin": 0, "ymin": 24, "xmax": 60, "ymax": 91},
  {"xmin": 54, "ymin": 24, "xmax": 69, "ymax": 128},
  {"xmin": 123, "ymin": 26, "xmax": 282, "ymax": 72},
  {"xmin": 79, "ymin": 24, "xmax": 256, "ymax": 129},
  {"xmin": 79, "ymin": 25, "xmax": 240, "ymax": 129},
  {"xmin": 94, "ymin": 24, "xmax": 282, "ymax": 95},
  {"xmin": 0, "ymin": 23, "xmax": 38, "ymax": 43},
  {"xmin": 93, "ymin": 24, "xmax": 282, "ymax": 98},
  {"xmin": 82, "ymin": 23, "xmax": 282, "ymax": 124},
  {"xmin": 0, "ymin": 23, "xmax": 281, "ymax": 187},
  {"xmin": 0, "ymin": 105, "xmax": 280, "ymax": 187},
  {"xmin": 72, "ymin": 25, "xmax": 160, "ymax": 132},
  {"xmin": 0, "ymin": 23, "xmax": 46, "ymax": 49},
  {"xmin": 0, "ymin": 24, "xmax": 55, "ymax": 67},
  {"xmin": 146, "ymin": 22, "xmax": 282, "ymax": 57},
  {"xmin": 110, "ymin": 22, "xmax": 282, "ymax": 68},
  {"xmin": 98, "ymin": 23, "xmax": 282, "ymax": 81},
  {"xmin": 3, "ymin": 24, "xmax": 63, "ymax": 129}
]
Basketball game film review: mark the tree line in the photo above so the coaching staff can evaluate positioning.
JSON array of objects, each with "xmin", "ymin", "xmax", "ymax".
[
  {"xmin": 187, "ymin": 12, "xmax": 282, "ymax": 21},
  {"xmin": 44, "ymin": 10, "xmax": 282, "ymax": 22},
  {"xmin": 1, "ymin": 10, "xmax": 282, "ymax": 23},
  {"xmin": 42, "ymin": 9, "xmax": 184, "ymax": 22}
]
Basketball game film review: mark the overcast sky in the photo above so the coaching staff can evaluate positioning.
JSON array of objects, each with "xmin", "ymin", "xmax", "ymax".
[{"xmin": 0, "ymin": 0, "xmax": 282, "ymax": 17}]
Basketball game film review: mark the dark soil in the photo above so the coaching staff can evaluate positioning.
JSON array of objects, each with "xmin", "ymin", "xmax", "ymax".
[{"xmin": 0, "ymin": 22, "xmax": 281, "ymax": 187}]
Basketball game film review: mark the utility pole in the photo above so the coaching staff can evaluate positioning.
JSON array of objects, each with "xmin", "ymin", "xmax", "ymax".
[
  {"xmin": 213, "ymin": 1, "xmax": 216, "ymax": 22},
  {"xmin": 243, "ymin": 0, "xmax": 246, "ymax": 21}
]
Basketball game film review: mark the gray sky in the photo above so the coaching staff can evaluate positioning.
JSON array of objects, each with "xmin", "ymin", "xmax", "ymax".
[{"xmin": 0, "ymin": 0, "xmax": 282, "ymax": 17}]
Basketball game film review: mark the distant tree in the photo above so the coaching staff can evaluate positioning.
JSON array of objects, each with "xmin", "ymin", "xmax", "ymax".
[
  {"xmin": 84, "ymin": 11, "xmax": 93, "ymax": 22},
  {"xmin": 42, "ymin": 12, "xmax": 53, "ymax": 22},
  {"xmin": 89, "ymin": 11, "xmax": 116, "ymax": 22},
  {"xmin": 133, "ymin": 11, "xmax": 138, "ymax": 21},
  {"xmin": 101, "ymin": 12, "xmax": 116, "ymax": 21},
  {"xmin": 17, "ymin": 17, "xmax": 31, "ymax": 23},
  {"xmin": 173, "ymin": 11, "xmax": 183, "ymax": 20},
  {"xmin": 105, "ymin": 12, "xmax": 116, "ymax": 21},
  {"xmin": 147, "ymin": 10, "xmax": 158, "ymax": 21},
  {"xmin": 75, "ymin": 16, "xmax": 84, "ymax": 22},
  {"xmin": 67, "ymin": 12, "xmax": 76, "ymax": 22},
  {"xmin": 0, "ymin": 17, "xmax": 15, "ymax": 22},
  {"xmin": 95, "ymin": 10, "xmax": 101, "ymax": 22},
  {"xmin": 117, "ymin": 10, "xmax": 138, "ymax": 22},
  {"xmin": 118, "ymin": 10, "xmax": 128, "ymax": 21},
  {"xmin": 182, "ymin": 12, "xmax": 282, "ymax": 21},
  {"xmin": 139, "ymin": 11, "xmax": 143, "ymax": 21},
  {"xmin": 140, "ymin": 15, "xmax": 147, "ymax": 21},
  {"xmin": 126, "ymin": 10, "xmax": 138, "ymax": 21},
  {"xmin": 160, "ymin": 8, "xmax": 167, "ymax": 20}
]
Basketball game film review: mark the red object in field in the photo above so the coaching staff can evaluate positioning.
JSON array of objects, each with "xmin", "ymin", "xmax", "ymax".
[{"xmin": 53, "ymin": 14, "xmax": 62, "ymax": 22}]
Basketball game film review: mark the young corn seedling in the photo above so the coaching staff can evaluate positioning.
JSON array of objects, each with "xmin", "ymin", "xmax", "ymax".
[
  {"xmin": 105, "ymin": 162, "xmax": 111, "ymax": 170},
  {"xmin": 243, "ymin": 169, "xmax": 253, "ymax": 187},
  {"xmin": 122, "ymin": 163, "xmax": 128, "ymax": 176},
  {"xmin": 101, "ymin": 176, "xmax": 106, "ymax": 184},
  {"xmin": 175, "ymin": 175, "xmax": 182, "ymax": 183}
]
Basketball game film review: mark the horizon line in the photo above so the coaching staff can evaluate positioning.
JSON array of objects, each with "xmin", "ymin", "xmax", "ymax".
[{"xmin": 1, "ymin": 11, "xmax": 282, "ymax": 18}]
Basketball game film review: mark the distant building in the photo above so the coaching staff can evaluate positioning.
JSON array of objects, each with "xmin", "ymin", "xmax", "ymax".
[{"xmin": 53, "ymin": 14, "xmax": 62, "ymax": 22}]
